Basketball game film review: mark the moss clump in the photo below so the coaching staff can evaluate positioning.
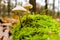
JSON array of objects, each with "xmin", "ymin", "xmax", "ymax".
[{"xmin": 12, "ymin": 14, "xmax": 60, "ymax": 40}]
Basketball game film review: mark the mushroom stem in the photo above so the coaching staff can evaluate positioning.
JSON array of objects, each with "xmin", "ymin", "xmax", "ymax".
[
  {"xmin": 18, "ymin": 12, "xmax": 22, "ymax": 27},
  {"xmin": 26, "ymin": 11, "xmax": 29, "ymax": 22}
]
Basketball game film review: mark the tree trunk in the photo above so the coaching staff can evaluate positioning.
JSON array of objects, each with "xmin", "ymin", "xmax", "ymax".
[
  {"xmin": 58, "ymin": 0, "xmax": 60, "ymax": 17},
  {"xmin": 53, "ymin": 0, "xmax": 55, "ymax": 11},
  {"xmin": 3, "ymin": 1, "xmax": 6, "ymax": 16},
  {"xmin": 8, "ymin": 0, "xmax": 11, "ymax": 16},
  {"xmin": 15, "ymin": 0, "xmax": 17, "ymax": 7},
  {"xmin": 45, "ymin": 0, "xmax": 48, "ymax": 15},
  {"xmin": 0, "ymin": 0, "xmax": 2, "ymax": 16},
  {"xmin": 2, "ymin": 5, "xmax": 6, "ymax": 17},
  {"xmin": 52, "ymin": 0, "xmax": 55, "ymax": 17},
  {"xmin": 25, "ymin": 0, "xmax": 27, "ymax": 2},
  {"xmin": 29, "ymin": 0, "xmax": 36, "ymax": 13}
]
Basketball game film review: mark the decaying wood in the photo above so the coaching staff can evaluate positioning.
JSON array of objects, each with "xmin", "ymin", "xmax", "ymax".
[
  {"xmin": 3, "ymin": 27, "xmax": 10, "ymax": 40},
  {"xmin": 0, "ymin": 17, "xmax": 18, "ymax": 40},
  {"xmin": 0, "ymin": 25, "xmax": 3, "ymax": 40},
  {"xmin": 10, "ymin": 36, "xmax": 12, "ymax": 40},
  {"xmin": 0, "ymin": 17, "xmax": 17, "ymax": 25},
  {"xmin": 0, "ymin": 23, "xmax": 13, "ymax": 40}
]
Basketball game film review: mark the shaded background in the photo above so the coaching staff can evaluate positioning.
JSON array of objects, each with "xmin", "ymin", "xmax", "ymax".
[{"xmin": 0, "ymin": 0, "xmax": 60, "ymax": 18}]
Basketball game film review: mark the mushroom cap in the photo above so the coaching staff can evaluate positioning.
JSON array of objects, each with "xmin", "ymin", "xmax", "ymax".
[
  {"xmin": 12, "ymin": 5, "xmax": 27, "ymax": 12},
  {"xmin": 23, "ymin": 2, "xmax": 33, "ymax": 9}
]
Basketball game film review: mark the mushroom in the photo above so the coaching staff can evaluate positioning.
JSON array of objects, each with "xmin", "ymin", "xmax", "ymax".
[
  {"xmin": 12, "ymin": 3, "xmax": 28, "ymax": 16},
  {"xmin": 12, "ymin": 5, "xmax": 27, "ymax": 12},
  {"xmin": 22, "ymin": 2, "xmax": 33, "ymax": 21},
  {"xmin": 23, "ymin": 2, "xmax": 33, "ymax": 10},
  {"xmin": 12, "ymin": 3, "xmax": 28, "ymax": 26}
]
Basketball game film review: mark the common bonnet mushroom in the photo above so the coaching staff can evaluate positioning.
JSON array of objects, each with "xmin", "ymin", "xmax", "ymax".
[
  {"xmin": 12, "ymin": 3, "xmax": 28, "ymax": 26},
  {"xmin": 23, "ymin": 2, "xmax": 33, "ymax": 10},
  {"xmin": 22, "ymin": 2, "xmax": 33, "ymax": 21}
]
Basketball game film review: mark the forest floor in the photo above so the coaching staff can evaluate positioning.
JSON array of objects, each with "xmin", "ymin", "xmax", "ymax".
[{"xmin": 0, "ymin": 17, "xmax": 17, "ymax": 40}]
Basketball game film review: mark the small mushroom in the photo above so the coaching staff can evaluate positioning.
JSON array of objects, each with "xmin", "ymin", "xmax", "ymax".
[
  {"xmin": 12, "ymin": 3, "xmax": 28, "ymax": 26},
  {"xmin": 12, "ymin": 5, "xmax": 27, "ymax": 12},
  {"xmin": 12, "ymin": 2, "xmax": 28, "ymax": 16},
  {"xmin": 12, "ymin": 5, "xmax": 27, "ymax": 18},
  {"xmin": 23, "ymin": 2, "xmax": 33, "ymax": 10},
  {"xmin": 22, "ymin": 2, "xmax": 33, "ymax": 21}
]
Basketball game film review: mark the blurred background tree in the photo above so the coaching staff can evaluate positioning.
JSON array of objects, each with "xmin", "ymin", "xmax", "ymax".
[
  {"xmin": 45, "ymin": 0, "xmax": 48, "ymax": 15},
  {"xmin": 15, "ymin": 0, "xmax": 17, "ymax": 7},
  {"xmin": 8, "ymin": 0, "xmax": 11, "ymax": 16},
  {"xmin": 0, "ymin": 0, "xmax": 1, "ymax": 14},
  {"xmin": 29, "ymin": 0, "xmax": 36, "ymax": 13}
]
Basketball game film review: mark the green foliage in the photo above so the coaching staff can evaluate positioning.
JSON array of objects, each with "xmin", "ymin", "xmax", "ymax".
[
  {"xmin": 12, "ymin": 14, "xmax": 60, "ymax": 40},
  {"xmin": 12, "ymin": 20, "xmax": 21, "ymax": 40}
]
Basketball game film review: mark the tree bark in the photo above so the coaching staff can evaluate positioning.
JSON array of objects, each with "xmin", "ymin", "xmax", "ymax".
[
  {"xmin": 8, "ymin": 0, "xmax": 10, "ymax": 15},
  {"xmin": 29, "ymin": 0, "xmax": 36, "ymax": 13},
  {"xmin": 53, "ymin": 0, "xmax": 55, "ymax": 11},
  {"xmin": 52, "ymin": 0, "xmax": 55, "ymax": 16},
  {"xmin": 3, "ymin": 1, "xmax": 6, "ymax": 16},
  {"xmin": 15, "ymin": 0, "xmax": 17, "ymax": 7},
  {"xmin": 45, "ymin": 0, "xmax": 48, "ymax": 15},
  {"xmin": 0, "ymin": 0, "xmax": 2, "ymax": 16},
  {"xmin": 58, "ymin": 0, "xmax": 60, "ymax": 17}
]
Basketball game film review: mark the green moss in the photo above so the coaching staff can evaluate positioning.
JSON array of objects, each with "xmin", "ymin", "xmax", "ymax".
[{"xmin": 12, "ymin": 14, "xmax": 60, "ymax": 40}]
